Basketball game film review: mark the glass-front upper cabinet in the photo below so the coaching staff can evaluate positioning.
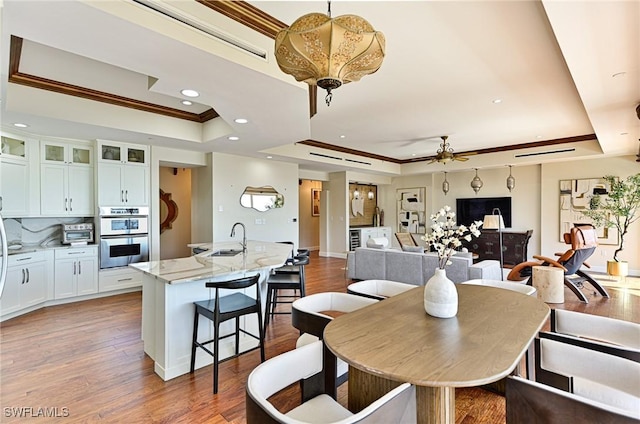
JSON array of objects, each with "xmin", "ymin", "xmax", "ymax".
[
  {"xmin": 41, "ymin": 140, "xmax": 92, "ymax": 166},
  {"xmin": 1, "ymin": 136, "xmax": 27, "ymax": 160},
  {"xmin": 99, "ymin": 141, "xmax": 147, "ymax": 166}
]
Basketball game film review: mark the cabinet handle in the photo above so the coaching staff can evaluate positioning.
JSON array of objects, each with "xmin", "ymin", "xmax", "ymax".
[
  {"xmin": 117, "ymin": 278, "xmax": 132, "ymax": 282},
  {"xmin": 78, "ymin": 261, "xmax": 82, "ymax": 275},
  {"xmin": 26, "ymin": 268, "xmax": 30, "ymax": 283},
  {"xmin": 73, "ymin": 262, "xmax": 77, "ymax": 275},
  {"xmin": 125, "ymin": 190, "xmax": 128, "ymax": 202},
  {"xmin": 69, "ymin": 198, "xmax": 73, "ymax": 211},
  {"xmin": 21, "ymin": 269, "xmax": 25, "ymax": 284},
  {"xmin": 121, "ymin": 190, "xmax": 124, "ymax": 202},
  {"xmin": 65, "ymin": 198, "xmax": 68, "ymax": 211},
  {"xmin": 16, "ymin": 257, "xmax": 32, "ymax": 262}
]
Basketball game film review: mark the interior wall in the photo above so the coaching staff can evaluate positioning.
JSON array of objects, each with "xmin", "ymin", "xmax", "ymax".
[
  {"xmin": 159, "ymin": 167, "xmax": 192, "ymax": 259},
  {"xmin": 212, "ymin": 153, "xmax": 299, "ymax": 249},
  {"xmin": 541, "ymin": 156, "xmax": 639, "ymax": 274},
  {"xmin": 299, "ymin": 179, "xmax": 322, "ymax": 251},
  {"xmin": 190, "ymin": 153, "xmax": 213, "ymax": 245},
  {"xmin": 323, "ymin": 172, "xmax": 348, "ymax": 258}
]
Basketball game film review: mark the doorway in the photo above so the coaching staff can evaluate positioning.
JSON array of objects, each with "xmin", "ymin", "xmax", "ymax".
[{"xmin": 299, "ymin": 179, "xmax": 322, "ymax": 251}]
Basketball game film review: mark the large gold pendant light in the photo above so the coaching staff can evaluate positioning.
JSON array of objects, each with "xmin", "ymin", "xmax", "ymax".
[{"xmin": 274, "ymin": 1, "xmax": 385, "ymax": 106}]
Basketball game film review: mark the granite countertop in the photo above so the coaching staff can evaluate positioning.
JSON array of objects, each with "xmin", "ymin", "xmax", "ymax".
[
  {"xmin": 129, "ymin": 240, "xmax": 292, "ymax": 284},
  {"xmin": 6, "ymin": 243, "xmax": 98, "ymax": 256}
]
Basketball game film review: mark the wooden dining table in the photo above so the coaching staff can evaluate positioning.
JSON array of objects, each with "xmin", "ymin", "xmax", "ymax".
[{"xmin": 324, "ymin": 284, "xmax": 550, "ymax": 424}]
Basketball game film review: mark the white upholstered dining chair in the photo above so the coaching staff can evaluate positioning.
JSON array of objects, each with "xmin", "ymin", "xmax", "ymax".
[{"xmin": 245, "ymin": 340, "xmax": 416, "ymax": 424}]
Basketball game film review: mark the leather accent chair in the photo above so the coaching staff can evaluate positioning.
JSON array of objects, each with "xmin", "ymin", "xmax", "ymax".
[{"xmin": 507, "ymin": 225, "xmax": 609, "ymax": 303}]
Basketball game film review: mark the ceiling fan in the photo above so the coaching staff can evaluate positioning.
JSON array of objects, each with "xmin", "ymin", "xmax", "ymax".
[{"xmin": 426, "ymin": 136, "xmax": 472, "ymax": 164}]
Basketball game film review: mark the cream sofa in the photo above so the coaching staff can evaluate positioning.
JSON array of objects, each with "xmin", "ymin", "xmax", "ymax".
[{"xmin": 346, "ymin": 247, "xmax": 502, "ymax": 285}]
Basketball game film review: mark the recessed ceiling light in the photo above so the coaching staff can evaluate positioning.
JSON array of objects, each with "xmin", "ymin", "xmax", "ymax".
[
  {"xmin": 228, "ymin": 136, "xmax": 239, "ymax": 141},
  {"xmin": 536, "ymin": 135, "xmax": 543, "ymax": 139},
  {"xmin": 234, "ymin": 118, "xmax": 248, "ymax": 124},
  {"xmin": 266, "ymin": 156, "xmax": 273, "ymax": 159},
  {"xmin": 13, "ymin": 123, "xmax": 28, "ymax": 128},
  {"xmin": 411, "ymin": 153, "xmax": 417, "ymax": 157},
  {"xmin": 180, "ymin": 89, "xmax": 199, "ymax": 97},
  {"xmin": 492, "ymin": 99, "xmax": 502, "ymax": 104},
  {"xmin": 621, "ymin": 132, "xmax": 629, "ymax": 136},
  {"xmin": 339, "ymin": 135, "xmax": 346, "ymax": 139},
  {"xmin": 181, "ymin": 100, "xmax": 193, "ymax": 106},
  {"xmin": 612, "ymin": 72, "xmax": 626, "ymax": 78}
]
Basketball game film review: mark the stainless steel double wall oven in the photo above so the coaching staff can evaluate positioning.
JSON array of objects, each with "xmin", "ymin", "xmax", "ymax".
[{"xmin": 99, "ymin": 206, "xmax": 149, "ymax": 269}]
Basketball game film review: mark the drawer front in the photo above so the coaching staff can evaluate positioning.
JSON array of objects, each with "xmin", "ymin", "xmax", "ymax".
[
  {"xmin": 8, "ymin": 251, "xmax": 46, "ymax": 267},
  {"xmin": 99, "ymin": 268, "xmax": 142, "ymax": 292},
  {"xmin": 55, "ymin": 246, "xmax": 98, "ymax": 260}
]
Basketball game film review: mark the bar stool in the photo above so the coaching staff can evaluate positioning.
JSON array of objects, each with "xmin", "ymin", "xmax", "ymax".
[
  {"xmin": 190, "ymin": 273, "xmax": 265, "ymax": 393},
  {"xmin": 264, "ymin": 254, "xmax": 310, "ymax": 330},
  {"xmin": 275, "ymin": 247, "xmax": 310, "ymax": 274}
]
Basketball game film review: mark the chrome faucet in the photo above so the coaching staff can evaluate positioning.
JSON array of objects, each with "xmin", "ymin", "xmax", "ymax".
[{"xmin": 230, "ymin": 222, "xmax": 247, "ymax": 253}]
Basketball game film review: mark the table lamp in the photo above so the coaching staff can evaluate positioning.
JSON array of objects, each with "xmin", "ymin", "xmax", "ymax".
[{"xmin": 483, "ymin": 208, "xmax": 505, "ymax": 280}]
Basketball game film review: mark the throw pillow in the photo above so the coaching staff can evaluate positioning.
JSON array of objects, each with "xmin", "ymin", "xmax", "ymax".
[{"xmin": 402, "ymin": 245, "xmax": 424, "ymax": 253}]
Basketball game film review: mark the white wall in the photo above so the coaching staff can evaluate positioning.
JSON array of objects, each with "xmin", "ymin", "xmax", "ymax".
[
  {"xmin": 323, "ymin": 172, "xmax": 348, "ymax": 257},
  {"xmin": 211, "ymin": 153, "xmax": 299, "ymax": 248}
]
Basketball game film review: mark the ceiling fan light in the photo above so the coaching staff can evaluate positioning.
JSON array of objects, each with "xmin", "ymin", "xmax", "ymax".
[{"xmin": 274, "ymin": 7, "xmax": 385, "ymax": 106}]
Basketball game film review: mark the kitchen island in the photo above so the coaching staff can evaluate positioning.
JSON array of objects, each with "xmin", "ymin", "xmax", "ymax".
[{"xmin": 130, "ymin": 240, "xmax": 292, "ymax": 381}]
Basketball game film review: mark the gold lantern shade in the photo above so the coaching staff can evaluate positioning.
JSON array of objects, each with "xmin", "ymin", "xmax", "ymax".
[{"xmin": 275, "ymin": 12, "xmax": 385, "ymax": 106}]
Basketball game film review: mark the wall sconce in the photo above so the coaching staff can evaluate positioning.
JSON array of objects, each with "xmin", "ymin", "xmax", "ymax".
[
  {"xmin": 506, "ymin": 165, "xmax": 515, "ymax": 192},
  {"xmin": 470, "ymin": 168, "xmax": 483, "ymax": 194},
  {"xmin": 368, "ymin": 188, "xmax": 375, "ymax": 200},
  {"xmin": 353, "ymin": 187, "xmax": 360, "ymax": 199},
  {"xmin": 442, "ymin": 172, "xmax": 450, "ymax": 196}
]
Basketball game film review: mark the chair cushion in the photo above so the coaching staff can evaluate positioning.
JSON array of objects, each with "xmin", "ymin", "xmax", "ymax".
[{"xmin": 285, "ymin": 394, "xmax": 352, "ymax": 422}]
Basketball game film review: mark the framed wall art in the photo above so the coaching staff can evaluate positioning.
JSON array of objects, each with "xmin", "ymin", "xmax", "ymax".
[
  {"xmin": 312, "ymin": 188, "xmax": 321, "ymax": 216},
  {"xmin": 396, "ymin": 187, "xmax": 426, "ymax": 234},
  {"xmin": 559, "ymin": 177, "xmax": 618, "ymax": 245}
]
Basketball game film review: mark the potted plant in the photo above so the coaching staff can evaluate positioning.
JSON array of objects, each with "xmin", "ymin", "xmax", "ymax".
[{"xmin": 580, "ymin": 173, "xmax": 640, "ymax": 276}]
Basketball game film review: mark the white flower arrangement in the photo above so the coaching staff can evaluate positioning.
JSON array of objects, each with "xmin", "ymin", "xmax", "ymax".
[{"xmin": 421, "ymin": 206, "xmax": 483, "ymax": 269}]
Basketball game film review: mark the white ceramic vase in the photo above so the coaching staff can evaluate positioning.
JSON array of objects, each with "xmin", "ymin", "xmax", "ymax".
[{"xmin": 424, "ymin": 268, "xmax": 458, "ymax": 318}]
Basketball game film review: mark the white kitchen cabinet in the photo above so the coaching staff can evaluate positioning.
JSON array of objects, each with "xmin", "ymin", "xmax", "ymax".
[
  {"xmin": 54, "ymin": 246, "xmax": 98, "ymax": 299},
  {"xmin": 98, "ymin": 141, "xmax": 147, "ymax": 166},
  {"xmin": 1, "ymin": 134, "xmax": 38, "ymax": 217},
  {"xmin": 97, "ymin": 141, "xmax": 149, "ymax": 206},
  {"xmin": 1, "ymin": 251, "xmax": 50, "ymax": 318},
  {"xmin": 40, "ymin": 140, "xmax": 94, "ymax": 216}
]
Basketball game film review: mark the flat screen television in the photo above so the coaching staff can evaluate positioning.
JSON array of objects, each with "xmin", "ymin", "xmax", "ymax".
[{"xmin": 456, "ymin": 197, "xmax": 512, "ymax": 228}]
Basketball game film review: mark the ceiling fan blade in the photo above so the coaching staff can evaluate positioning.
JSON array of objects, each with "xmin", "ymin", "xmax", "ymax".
[{"xmin": 454, "ymin": 156, "xmax": 469, "ymax": 162}]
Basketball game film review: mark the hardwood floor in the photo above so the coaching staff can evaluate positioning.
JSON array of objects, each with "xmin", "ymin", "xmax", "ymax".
[{"xmin": 1, "ymin": 253, "xmax": 638, "ymax": 423}]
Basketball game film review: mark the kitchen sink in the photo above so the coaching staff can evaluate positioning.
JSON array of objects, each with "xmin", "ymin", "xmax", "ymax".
[{"xmin": 208, "ymin": 249, "xmax": 243, "ymax": 257}]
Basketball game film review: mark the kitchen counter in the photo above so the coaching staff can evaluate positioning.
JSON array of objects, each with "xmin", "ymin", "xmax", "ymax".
[
  {"xmin": 130, "ymin": 240, "xmax": 291, "ymax": 284},
  {"xmin": 129, "ymin": 240, "xmax": 292, "ymax": 381}
]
